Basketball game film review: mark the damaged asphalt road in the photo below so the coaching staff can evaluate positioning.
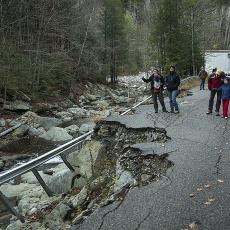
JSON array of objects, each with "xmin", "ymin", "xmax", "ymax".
[{"xmin": 74, "ymin": 88, "xmax": 230, "ymax": 230}]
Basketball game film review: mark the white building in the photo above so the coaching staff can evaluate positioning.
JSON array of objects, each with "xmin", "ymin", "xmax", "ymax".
[{"xmin": 205, "ymin": 50, "xmax": 230, "ymax": 74}]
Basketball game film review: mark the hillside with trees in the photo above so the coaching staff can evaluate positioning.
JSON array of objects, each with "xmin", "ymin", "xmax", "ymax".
[{"xmin": 0, "ymin": 0, "xmax": 229, "ymax": 101}]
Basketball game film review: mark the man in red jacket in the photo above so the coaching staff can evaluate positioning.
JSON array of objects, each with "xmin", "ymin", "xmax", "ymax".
[{"xmin": 207, "ymin": 69, "xmax": 223, "ymax": 116}]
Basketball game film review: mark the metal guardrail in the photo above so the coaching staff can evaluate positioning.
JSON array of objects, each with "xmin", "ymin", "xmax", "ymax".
[{"xmin": 0, "ymin": 75, "xmax": 197, "ymax": 223}]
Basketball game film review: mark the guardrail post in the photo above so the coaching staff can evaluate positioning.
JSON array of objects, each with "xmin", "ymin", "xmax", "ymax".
[
  {"xmin": 0, "ymin": 191, "xmax": 25, "ymax": 223},
  {"xmin": 31, "ymin": 169, "xmax": 53, "ymax": 197},
  {"xmin": 60, "ymin": 154, "xmax": 75, "ymax": 172}
]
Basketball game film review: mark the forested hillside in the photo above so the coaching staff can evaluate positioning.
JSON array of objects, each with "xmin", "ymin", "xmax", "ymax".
[{"xmin": 0, "ymin": 0, "xmax": 229, "ymax": 100}]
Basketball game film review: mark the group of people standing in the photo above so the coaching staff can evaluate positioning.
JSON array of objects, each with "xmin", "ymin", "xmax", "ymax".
[
  {"xmin": 142, "ymin": 66, "xmax": 180, "ymax": 114},
  {"xmin": 142, "ymin": 66, "xmax": 230, "ymax": 119},
  {"xmin": 205, "ymin": 68, "xmax": 230, "ymax": 119}
]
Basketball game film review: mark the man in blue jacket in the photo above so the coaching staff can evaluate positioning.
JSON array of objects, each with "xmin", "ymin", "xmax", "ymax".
[
  {"xmin": 142, "ymin": 69, "xmax": 167, "ymax": 113},
  {"xmin": 166, "ymin": 66, "xmax": 181, "ymax": 113}
]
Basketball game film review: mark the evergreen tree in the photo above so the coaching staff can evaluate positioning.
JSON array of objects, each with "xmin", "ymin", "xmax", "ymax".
[{"xmin": 102, "ymin": 0, "xmax": 128, "ymax": 83}]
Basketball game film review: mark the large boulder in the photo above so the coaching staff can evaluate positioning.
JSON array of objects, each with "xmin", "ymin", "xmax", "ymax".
[
  {"xmin": 28, "ymin": 127, "xmax": 46, "ymax": 136},
  {"xmin": 34, "ymin": 116, "xmax": 62, "ymax": 131},
  {"xmin": 79, "ymin": 123, "xmax": 95, "ymax": 134},
  {"xmin": 40, "ymin": 127, "xmax": 73, "ymax": 142},
  {"xmin": 46, "ymin": 169, "xmax": 75, "ymax": 194},
  {"xmin": 70, "ymin": 141, "xmax": 103, "ymax": 179},
  {"xmin": 3, "ymin": 100, "xmax": 30, "ymax": 111}
]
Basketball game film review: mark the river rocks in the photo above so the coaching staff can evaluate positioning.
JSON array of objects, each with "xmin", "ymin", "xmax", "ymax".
[
  {"xmin": 40, "ymin": 127, "xmax": 73, "ymax": 142},
  {"xmin": 3, "ymin": 100, "xmax": 30, "ymax": 111},
  {"xmin": 79, "ymin": 123, "xmax": 95, "ymax": 134},
  {"xmin": 33, "ymin": 102, "xmax": 59, "ymax": 114},
  {"xmin": 113, "ymin": 161, "xmax": 137, "ymax": 193},
  {"xmin": 0, "ymin": 118, "xmax": 6, "ymax": 127},
  {"xmin": 28, "ymin": 127, "xmax": 46, "ymax": 136},
  {"xmin": 56, "ymin": 202, "xmax": 72, "ymax": 219},
  {"xmin": 86, "ymin": 94, "xmax": 97, "ymax": 101},
  {"xmin": 67, "ymin": 107, "xmax": 88, "ymax": 118},
  {"xmin": 6, "ymin": 220, "xmax": 24, "ymax": 230},
  {"xmin": 70, "ymin": 141, "xmax": 103, "ymax": 179},
  {"xmin": 0, "ymin": 183, "xmax": 38, "ymax": 198},
  {"xmin": 14, "ymin": 124, "xmax": 29, "ymax": 137},
  {"xmin": 56, "ymin": 111, "xmax": 73, "ymax": 120},
  {"xmin": 94, "ymin": 100, "xmax": 109, "ymax": 110},
  {"xmin": 34, "ymin": 116, "xmax": 62, "ymax": 131},
  {"xmin": 70, "ymin": 186, "xmax": 88, "ymax": 208},
  {"xmin": 46, "ymin": 169, "xmax": 75, "ymax": 194},
  {"xmin": 65, "ymin": 125, "xmax": 79, "ymax": 135}
]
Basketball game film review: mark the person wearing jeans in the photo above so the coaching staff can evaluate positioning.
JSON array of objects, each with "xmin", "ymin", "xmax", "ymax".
[
  {"xmin": 207, "ymin": 70, "xmax": 223, "ymax": 116},
  {"xmin": 166, "ymin": 66, "xmax": 181, "ymax": 113},
  {"xmin": 199, "ymin": 67, "xmax": 208, "ymax": 90},
  {"xmin": 142, "ymin": 69, "xmax": 167, "ymax": 113},
  {"xmin": 168, "ymin": 90, "xmax": 179, "ymax": 112}
]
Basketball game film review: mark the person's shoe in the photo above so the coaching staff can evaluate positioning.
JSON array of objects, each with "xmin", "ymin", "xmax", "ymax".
[
  {"xmin": 163, "ymin": 109, "xmax": 168, "ymax": 113},
  {"xmin": 170, "ymin": 110, "xmax": 174, "ymax": 113},
  {"xmin": 225, "ymin": 117, "xmax": 228, "ymax": 120},
  {"xmin": 216, "ymin": 113, "xmax": 220, "ymax": 116},
  {"xmin": 206, "ymin": 111, "xmax": 212, "ymax": 115},
  {"xmin": 155, "ymin": 111, "xmax": 158, "ymax": 113},
  {"xmin": 175, "ymin": 110, "xmax": 180, "ymax": 114}
]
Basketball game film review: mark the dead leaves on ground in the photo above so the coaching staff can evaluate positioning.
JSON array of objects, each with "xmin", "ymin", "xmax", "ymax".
[
  {"xmin": 204, "ymin": 197, "xmax": 216, "ymax": 206},
  {"xmin": 182, "ymin": 221, "xmax": 201, "ymax": 230},
  {"xmin": 189, "ymin": 179, "xmax": 225, "ymax": 206}
]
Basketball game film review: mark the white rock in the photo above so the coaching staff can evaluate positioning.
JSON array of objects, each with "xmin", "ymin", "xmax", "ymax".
[
  {"xmin": 46, "ymin": 169, "xmax": 75, "ymax": 194},
  {"xmin": 40, "ymin": 127, "xmax": 73, "ymax": 142},
  {"xmin": 0, "ymin": 183, "xmax": 38, "ymax": 198},
  {"xmin": 63, "ymin": 117, "xmax": 73, "ymax": 122}
]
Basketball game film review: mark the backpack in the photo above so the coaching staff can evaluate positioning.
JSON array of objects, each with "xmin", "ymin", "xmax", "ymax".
[{"xmin": 153, "ymin": 76, "xmax": 161, "ymax": 93}]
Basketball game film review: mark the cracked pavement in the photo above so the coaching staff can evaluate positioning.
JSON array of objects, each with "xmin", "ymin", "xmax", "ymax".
[{"xmin": 74, "ymin": 88, "xmax": 230, "ymax": 230}]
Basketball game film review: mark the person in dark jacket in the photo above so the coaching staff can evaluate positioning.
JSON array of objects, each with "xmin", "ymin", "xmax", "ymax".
[
  {"xmin": 207, "ymin": 69, "xmax": 224, "ymax": 116},
  {"xmin": 218, "ymin": 78, "xmax": 230, "ymax": 119},
  {"xmin": 165, "ymin": 66, "xmax": 180, "ymax": 113},
  {"xmin": 198, "ymin": 67, "xmax": 208, "ymax": 90},
  {"xmin": 142, "ymin": 69, "xmax": 167, "ymax": 113}
]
